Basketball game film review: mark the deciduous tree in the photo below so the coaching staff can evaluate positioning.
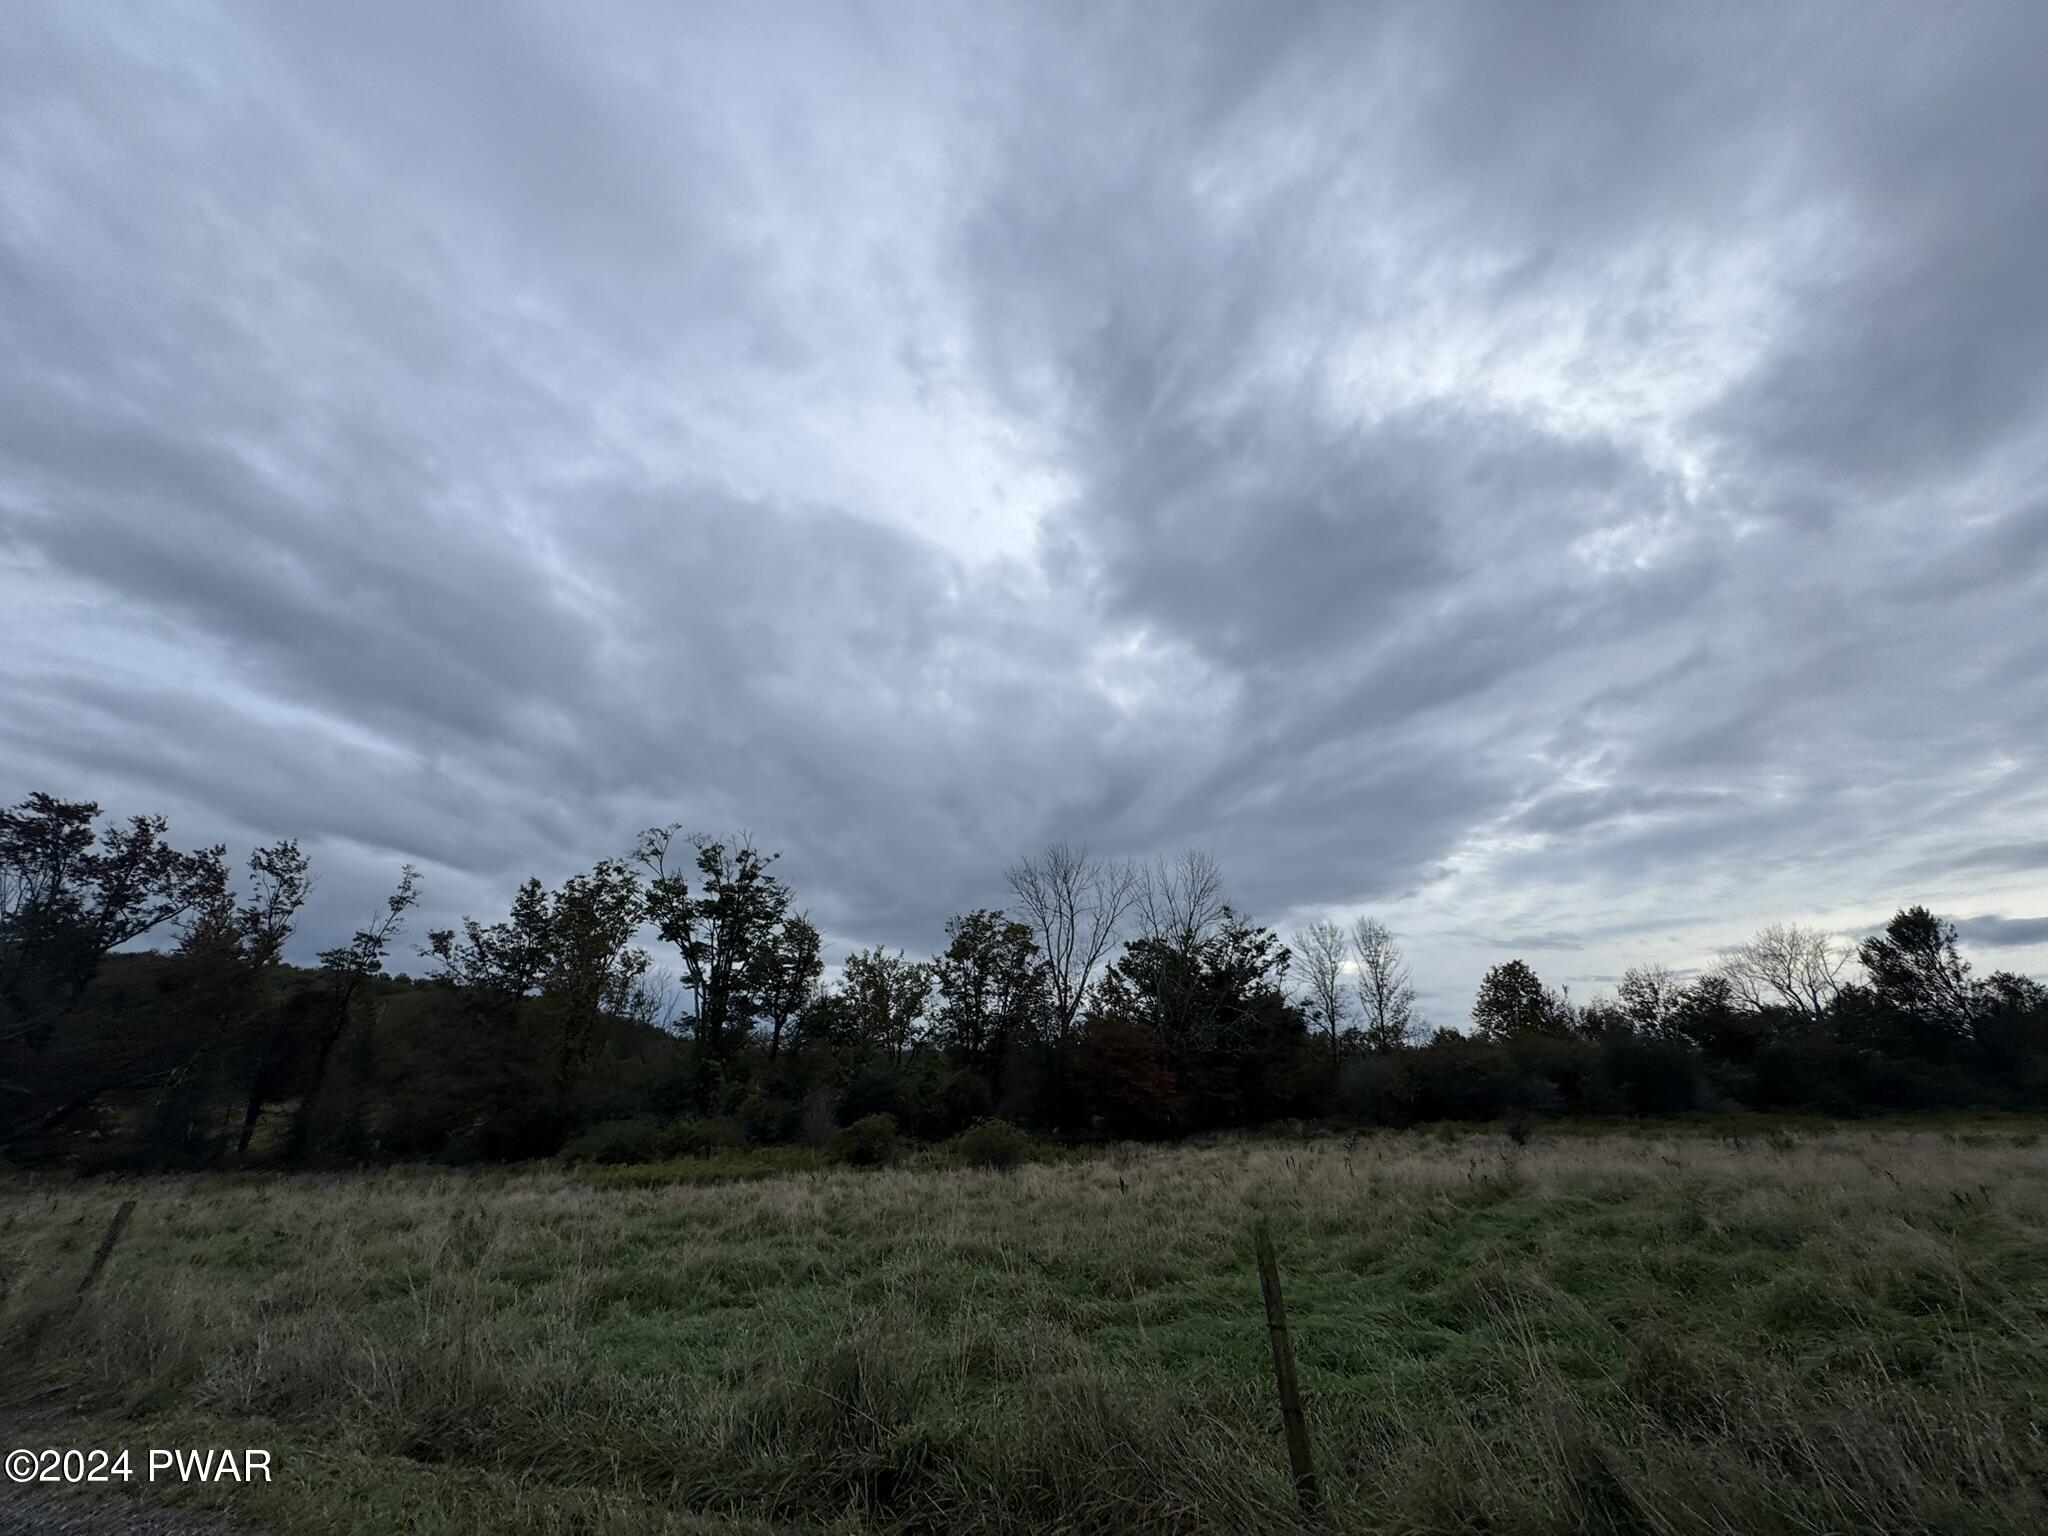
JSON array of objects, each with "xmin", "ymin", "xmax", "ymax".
[
  {"xmin": 290, "ymin": 865, "xmax": 419, "ymax": 1159},
  {"xmin": 837, "ymin": 946, "xmax": 932, "ymax": 1062},
  {"xmin": 637, "ymin": 829, "xmax": 791, "ymax": 1073},
  {"xmin": 1472, "ymin": 959, "xmax": 1563, "ymax": 1040},
  {"xmin": 1858, "ymin": 906, "xmax": 1977, "ymax": 1041},
  {"xmin": 1351, "ymin": 916, "xmax": 1417, "ymax": 1052},
  {"xmin": 1292, "ymin": 918, "xmax": 1349, "ymax": 1054},
  {"xmin": 750, "ymin": 913, "xmax": 823, "ymax": 1060},
  {"xmin": 1719, "ymin": 922, "xmax": 1848, "ymax": 1023},
  {"xmin": 1005, "ymin": 841, "xmax": 1138, "ymax": 1044},
  {"xmin": 932, "ymin": 908, "xmax": 1046, "ymax": 1072}
]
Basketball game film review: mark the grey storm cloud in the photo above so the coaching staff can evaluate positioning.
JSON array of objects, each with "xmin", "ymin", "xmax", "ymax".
[
  {"xmin": 1952, "ymin": 916, "xmax": 2048, "ymax": 951},
  {"xmin": 3, "ymin": 0, "xmax": 2045, "ymax": 1010}
]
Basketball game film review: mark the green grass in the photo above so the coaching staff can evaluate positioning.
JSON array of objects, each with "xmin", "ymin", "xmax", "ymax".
[
  {"xmin": 580, "ymin": 1144, "xmax": 832, "ymax": 1188},
  {"xmin": 4, "ymin": 1125, "xmax": 2048, "ymax": 1533}
]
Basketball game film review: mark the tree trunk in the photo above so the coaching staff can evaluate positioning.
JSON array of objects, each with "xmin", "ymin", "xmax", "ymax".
[
  {"xmin": 235, "ymin": 1085, "xmax": 265, "ymax": 1158},
  {"xmin": 286, "ymin": 999, "xmax": 351, "ymax": 1163}
]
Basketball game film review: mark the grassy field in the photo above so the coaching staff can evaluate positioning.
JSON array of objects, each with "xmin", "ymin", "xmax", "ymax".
[{"xmin": 4, "ymin": 1125, "xmax": 2047, "ymax": 1534}]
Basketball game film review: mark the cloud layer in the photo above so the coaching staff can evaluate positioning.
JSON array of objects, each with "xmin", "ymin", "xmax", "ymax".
[{"xmin": 5, "ymin": 1, "xmax": 2045, "ymax": 1019}]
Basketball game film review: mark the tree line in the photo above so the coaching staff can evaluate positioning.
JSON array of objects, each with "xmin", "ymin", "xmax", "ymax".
[{"xmin": 3, "ymin": 789, "xmax": 2044, "ymax": 1169}]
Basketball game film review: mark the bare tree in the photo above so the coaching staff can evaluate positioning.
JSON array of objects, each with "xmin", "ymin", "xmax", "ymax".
[
  {"xmin": 1135, "ymin": 848, "xmax": 1227, "ymax": 957},
  {"xmin": 1718, "ymin": 922, "xmax": 1848, "ymax": 1022},
  {"xmin": 1293, "ymin": 918, "xmax": 1349, "ymax": 1053},
  {"xmin": 635, "ymin": 966, "xmax": 690, "ymax": 1035},
  {"xmin": 1350, "ymin": 916, "xmax": 1416, "ymax": 1051},
  {"xmin": 1005, "ymin": 841, "xmax": 1139, "ymax": 1042}
]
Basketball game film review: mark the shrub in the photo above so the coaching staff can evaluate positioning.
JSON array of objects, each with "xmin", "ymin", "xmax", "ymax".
[
  {"xmin": 737, "ymin": 1089, "xmax": 797, "ymax": 1145},
  {"xmin": 560, "ymin": 1115, "xmax": 747, "ymax": 1165},
  {"xmin": 583, "ymin": 1146, "xmax": 828, "ymax": 1187},
  {"xmin": 798, "ymin": 1091, "xmax": 837, "ymax": 1148},
  {"xmin": 666, "ymin": 1115, "xmax": 748, "ymax": 1155},
  {"xmin": 955, "ymin": 1118, "xmax": 1031, "ymax": 1172},
  {"xmin": 900, "ymin": 1064, "xmax": 992, "ymax": 1140},
  {"xmin": 828, "ymin": 1113, "xmax": 899, "ymax": 1167},
  {"xmin": 559, "ymin": 1116, "xmax": 665, "ymax": 1165},
  {"xmin": 1338, "ymin": 1052, "xmax": 1417, "ymax": 1125}
]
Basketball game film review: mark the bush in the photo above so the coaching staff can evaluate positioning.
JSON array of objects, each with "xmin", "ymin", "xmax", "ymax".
[
  {"xmin": 560, "ymin": 1115, "xmax": 747, "ymax": 1165},
  {"xmin": 828, "ymin": 1112, "xmax": 900, "ymax": 1167},
  {"xmin": 666, "ymin": 1115, "xmax": 748, "ymax": 1155},
  {"xmin": 798, "ymin": 1091, "xmax": 836, "ymax": 1148},
  {"xmin": 1406, "ymin": 1034, "xmax": 1519, "ymax": 1121},
  {"xmin": 1596, "ymin": 1033, "xmax": 1704, "ymax": 1115},
  {"xmin": 583, "ymin": 1146, "xmax": 828, "ymax": 1188},
  {"xmin": 955, "ymin": 1118, "xmax": 1031, "ymax": 1171},
  {"xmin": 559, "ymin": 1116, "xmax": 666, "ymax": 1165},
  {"xmin": 898, "ymin": 1063, "xmax": 993, "ymax": 1140},
  {"xmin": 1338, "ymin": 1052, "xmax": 1417, "ymax": 1125},
  {"xmin": 737, "ymin": 1089, "xmax": 797, "ymax": 1146}
]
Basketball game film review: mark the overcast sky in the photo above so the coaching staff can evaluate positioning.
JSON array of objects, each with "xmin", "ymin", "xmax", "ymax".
[{"xmin": 4, "ymin": 1, "xmax": 2046, "ymax": 1023}]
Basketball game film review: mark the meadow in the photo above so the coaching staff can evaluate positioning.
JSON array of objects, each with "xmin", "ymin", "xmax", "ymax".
[{"xmin": 3, "ymin": 1124, "xmax": 2047, "ymax": 1535}]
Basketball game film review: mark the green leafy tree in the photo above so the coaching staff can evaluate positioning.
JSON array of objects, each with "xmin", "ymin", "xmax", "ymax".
[
  {"xmin": 1857, "ymin": 906, "xmax": 1977, "ymax": 1044},
  {"xmin": 1472, "ymin": 959, "xmax": 1564, "ymax": 1040},
  {"xmin": 115, "ymin": 838, "xmax": 311, "ymax": 1164},
  {"xmin": 540, "ymin": 859, "xmax": 651, "ymax": 1113},
  {"xmin": 932, "ymin": 909, "xmax": 1046, "ymax": 1073},
  {"xmin": 1665, "ymin": 972, "xmax": 1757, "ymax": 1064},
  {"xmin": 790, "ymin": 988, "xmax": 864, "ymax": 1059},
  {"xmin": 749, "ymin": 912, "xmax": 823, "ymax": 1060},
  {"xmin": 2, "ymin": 793, "xmax": 226, "ymax": 1150},
  {"xmin": 1616, "ymin": 963, "xmax": 1682, "ymax": 1037},
  {"xmin": 431, "ymin": 860, "xmax": 649, "ymax": 1125},
  {"xmin": 838, "ymin": 946, "xmax": 932, "ymax": 1062},
  {"xmin": 1101, "ymin": 907, "xmax": 1305, "ymax": 1127},
  {"xmin": 1, "ymin": 792, "xmax": 223, "ymax": 1042},
  {"xmin": 1976, "ymin": 971, "xmax": 2048, "ymax": 1091},
  {"xmin": 430, "ymin": 877, "xmax": 556, "ymax": 997},
  {"xmin": 637, "ymin": 829, "xmax": 792, "ymax": 1079},
  {"xmin": 290, "ymin": 865, "xmax": 420, "ymax": 1159},
  {"xmin": 223, "ymin": 841, "xmax": 315, "ymax": 1155}
]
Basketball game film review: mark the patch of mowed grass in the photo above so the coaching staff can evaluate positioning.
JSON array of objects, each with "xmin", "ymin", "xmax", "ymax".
[{"xmin": 5, "ymin": 1126, "xmax": 2048, "ymax": 1534}]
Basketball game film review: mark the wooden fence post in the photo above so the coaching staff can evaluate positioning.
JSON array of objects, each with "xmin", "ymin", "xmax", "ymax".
[
  {"xmin": 1254, "ymin": 1215, "xmax": 1320, "ymax": 1515},
  {"xmin": 76, "ymin": 1198, "xmax": 136, "ymax": 1297}
]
